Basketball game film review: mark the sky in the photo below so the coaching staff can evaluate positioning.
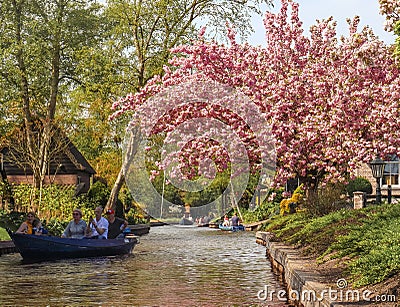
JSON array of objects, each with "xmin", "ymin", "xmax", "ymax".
[{"xmin": 249, "ymin": 0, "xmax": 396, "ymax": 46}]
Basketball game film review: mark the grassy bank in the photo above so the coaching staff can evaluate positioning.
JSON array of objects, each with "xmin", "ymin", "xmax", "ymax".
[
  {"xmin": 262, "ymin": 203, "xmax": 400, "ymax": 287},
  {"xmin": 0, "ymin": 227, "xmax": 10, "ymax": 241}
]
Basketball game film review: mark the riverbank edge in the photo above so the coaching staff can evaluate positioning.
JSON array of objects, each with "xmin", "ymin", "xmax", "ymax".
[
  {"xmin": 256, "ymin": 231, "xmax": 357, "ymax": 307},
  {"xmin": 0, "ymin": 241, "xmax": 16, "ymax": 255}
]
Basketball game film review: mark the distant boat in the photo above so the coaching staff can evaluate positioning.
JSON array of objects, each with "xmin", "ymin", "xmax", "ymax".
[
  {"xmin": 196, "ymin": 217, "xmax": 211, "ymax": 227},
  {"xmin": 218, "ymin": 224, "xmax": 245, "ymax": 232},
  {"xmin": 208, "ymin": 222, "xmax": 220, "ymax": 229},
  {"xmin": 7, "ymin": 229, "xmax": 138, "ymax": 263},
  {"xmin": 150, "ymin": 220, "xmax": 168, "ymax": 227},
  {"xmin": 128, "ymin": 224, "xmax": 150, "ymax": 236},
  {"xmin": 179, "ymin": 217, "xmax": 194, "ymax": 225}
]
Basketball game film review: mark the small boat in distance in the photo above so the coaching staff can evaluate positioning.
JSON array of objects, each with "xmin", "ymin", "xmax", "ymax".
[
  {"xmin": 208, "ymin": 222, "xmax": 220, "ymax": 229},
  {"xmin": 179, "ymin": 217, "xmax": 194, "ymax": 225},
  {"xmin": 218, "ymin": 224, "xmax": 245, "ymax": 232},
  {"xmin": 128, "ymin": 224, "xmax": 150, "ymax": 236},
  {"xmin": 196, "ymin": 216, "xmax": 211, "ymax": 227},
  {"xmin": 7, "ymin": 229, "xmax": 138, "ymax": 263}
]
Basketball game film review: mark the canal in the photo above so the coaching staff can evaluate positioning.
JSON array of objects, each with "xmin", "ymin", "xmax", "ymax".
[{"xmin": 0, "ymin": 225, "xmax": 287, "ymax": 306}]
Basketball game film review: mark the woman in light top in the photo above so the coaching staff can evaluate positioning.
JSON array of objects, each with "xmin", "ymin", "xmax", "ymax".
[{"xmin": 62, "ymin": 209, "xmax": 87, "ymax": 239}]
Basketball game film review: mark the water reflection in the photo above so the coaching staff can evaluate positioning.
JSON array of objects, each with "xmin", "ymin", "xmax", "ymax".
[{"xmin": 0, "ymin": 226, "xmax": 287, "ymax": 306}]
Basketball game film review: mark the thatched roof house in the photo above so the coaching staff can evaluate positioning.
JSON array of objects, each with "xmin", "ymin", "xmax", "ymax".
[{"xmin": 0, "ymin": 128, "xmax": 96, "ymax": 195}]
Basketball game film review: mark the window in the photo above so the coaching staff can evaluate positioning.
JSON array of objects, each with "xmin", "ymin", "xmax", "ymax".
[{"xmin": 383, "ymin": 155, "xmax": 399, "ymax": 186}]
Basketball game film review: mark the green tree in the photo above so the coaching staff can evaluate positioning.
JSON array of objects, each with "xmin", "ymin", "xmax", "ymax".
[
  {"xmin": 0, "ymin": 0, "xmax": 103, "ymax": 198},
  {"xmin": 395, "ymin": 22, "xmax": 400, "ymax": 57},
  {"xmin": 378, "ymin": 0, "xmax": 400, "ymax": 57},
  {"xmin": 105, "ymin": 0, "xmax": 271, "ymax": 90}
]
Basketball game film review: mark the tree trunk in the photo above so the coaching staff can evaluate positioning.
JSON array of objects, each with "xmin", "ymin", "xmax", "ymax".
[
  {"xmin": 300, "ymin": 174, "xmax": 322, "ymax": 216},
  {"xmin": 48, "ymin": 3, "xmax": 62, "ymax": 121},
  {"xmin": 106, "ymin": 125, "xmax": 141, "ymax": 211},
  {"xmin": 107, "ymin": 167, "xmax": 126, "ymax": 212}
]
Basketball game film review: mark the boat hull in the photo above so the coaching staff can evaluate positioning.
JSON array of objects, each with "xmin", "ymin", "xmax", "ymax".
[
  {"xmin": 196, "ymin": 223, "xmax": 210, "ymax": 227},
  {"xmin": 9, "ymin": 231, "xmax": 137, "ymax": 262},
  {"xmin": 218, "ymin": 224, "xmax": 245, "ymax": 232},
  {"xmin": 179, "ymin": 218, "xmax": 194, "ymax": 225},
  {"xmin": 128, "ymin": 224, "xmax": 150, "ymax": 236}
]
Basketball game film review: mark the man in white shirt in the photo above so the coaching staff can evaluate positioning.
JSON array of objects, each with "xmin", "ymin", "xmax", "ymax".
[{"xmin": 86, "ymin": 206, "xmax": 109, "ymax": 239}]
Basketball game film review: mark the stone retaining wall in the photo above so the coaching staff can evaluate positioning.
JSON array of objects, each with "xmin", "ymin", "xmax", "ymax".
[{"xmin": 256, "ymin": 231, "xmax": 358, "ymax": 307}]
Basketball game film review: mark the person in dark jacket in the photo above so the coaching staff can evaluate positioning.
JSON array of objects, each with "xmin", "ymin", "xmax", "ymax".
[
  {"xmin": 106, "ymin": 209, "xmax": 128, "ymax": 239},
  {"xmin": 231, "ymin": 212, "xmax": 240, "ymax": 226}
]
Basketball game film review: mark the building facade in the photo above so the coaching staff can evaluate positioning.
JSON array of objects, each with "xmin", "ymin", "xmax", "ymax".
[{"xmin": 1, "ymin": 140, "xmax": 96, "ymax": 195}]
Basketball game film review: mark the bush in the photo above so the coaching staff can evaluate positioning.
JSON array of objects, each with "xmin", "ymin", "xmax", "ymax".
[
  {"xmin": 85, "ymin": 181, "xmax": 110, "ymax": 209},
  {"xmin": 241, "ymin": 187, "xmax": 284, "ymax": 223},
  {"xmin": 125, "ymin": 204, "xmax": 147, "ymax": 224},
  {"xmin": 0, "ymin": 227, "xmax": 10, "ymax": 240},
  {"xmin": 306, "ymin": 182, "xmax": 348, "ymax": 216},
  {"xmin": 346, "ymin": 177, "xmax": 372, "ymax": 197},
  {"xmin": 280, "ymin": 185, "xmax": 304, "ymax": 215},
  {"xmin": 10, "ymin": 184, "xmax": 84, "ymax": 221}
]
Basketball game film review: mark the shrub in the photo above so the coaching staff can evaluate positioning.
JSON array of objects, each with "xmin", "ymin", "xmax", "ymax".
[
  {"xmin": 240, "ymin": 187, "xmax": 284, "ymax": 223},
  {"xmin": 346, "ymin": 177, "xmax": 372, "ymax": 197},
  {"xmin": 85, "ymin": 181, "xmax": 110, "ymax": 209},
  {"xmin": 0, "ymin": 227, "xmax": 10, "ymax": 240},
  {"xmin": 11, "ymin": 184, "xmax": 83, "ymax": 221},
  {"xmin": 279, "ymin": 185, "xmax": 304, "ymax": 216},
  {"xmin": 306, "ymin": 182, "xmax": 348, "ymax": 216},
  {"xmin": 125, "ymin": 204, "xmax": 147, "ymax": 224}
]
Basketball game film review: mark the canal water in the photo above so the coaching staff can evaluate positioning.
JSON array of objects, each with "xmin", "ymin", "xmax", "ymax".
[{"xmin": 0, "ymin": 225, "xmax": 288, "ymax": 306}]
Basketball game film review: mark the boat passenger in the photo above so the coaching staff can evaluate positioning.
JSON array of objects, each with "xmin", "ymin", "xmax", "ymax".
[
  {"xmin": 61, "ymin": 209, "xmax": 87, "ymax": 239},
  {"xmin": 86, "ymin": 206, "xmax": 109, "ymax": 239},
  {"xmin": 16, "ymin": 212, "xmax": 42, "ymax": 235},
  {"xmin": 222, "ymin": 214, "xmax": 230, "ymax": 227},
  {"xmin": 106, "ymin": 209, "xmax": 128, "ymax": 239},
  {"xmin": 231, "ymin": 212, "xmax": 239, "ymax": 226}
]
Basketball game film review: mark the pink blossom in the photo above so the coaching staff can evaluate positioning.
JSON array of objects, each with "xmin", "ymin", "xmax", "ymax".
[{"xmin": 112, "ymin": 0, "xmax": 400, "ymax": 191}]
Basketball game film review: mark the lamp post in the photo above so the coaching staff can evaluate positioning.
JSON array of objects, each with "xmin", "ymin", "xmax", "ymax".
[{"xmin": 369, "ymin": 156, "xmax": 385, "ymax": 204}]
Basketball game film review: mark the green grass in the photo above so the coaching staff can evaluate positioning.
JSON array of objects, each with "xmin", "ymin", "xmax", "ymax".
[
  {"xmin": 262, "ymin": 204, "xmax": 400, "ymax": 287},
  {"xmin": 0, "ymin": 227, "xmax": 11, "ymax": 241}
]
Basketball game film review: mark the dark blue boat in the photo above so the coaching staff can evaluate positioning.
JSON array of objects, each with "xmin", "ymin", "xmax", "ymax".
[
  {"xmin": 218, "ymin": 224, "xmax": 245, "ymax": 232},
  {"xmin": 7, "ymin": 229, "xmax": 138, "ymax": 262}
]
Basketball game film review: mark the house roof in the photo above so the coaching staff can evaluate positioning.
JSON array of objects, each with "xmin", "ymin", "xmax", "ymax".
[
  {"xmin": 65, "ymin": 141, "xmax": 96, "ymax": 174},
  {"xmin": 1, "ymin": 144, "xmax": 96, "ymax": 176},
  {"xmin": 0, "ymin": 123, "xmax": 96, "ymax": 176}
]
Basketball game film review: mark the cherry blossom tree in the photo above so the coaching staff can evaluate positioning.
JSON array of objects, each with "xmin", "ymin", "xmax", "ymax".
[
  {"xmin": 379, "ymin": 0, "xmax": 400, "ymax": 32},
  {"xmin": 112, "ymin": 0, "xmax": 400, "ymax": 208}
]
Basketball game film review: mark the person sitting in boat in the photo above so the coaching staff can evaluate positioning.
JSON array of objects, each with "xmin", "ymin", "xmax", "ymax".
[
  {"xmin": 86, "ymin": 206, "xmax": 109, "ymax": 239},
  {"xmin": 106, "ymin": 209, "xmax": 128, "ymax": 239},
  {"xmin": 222, "ymin": 214, "xmax": 230, "ymax": 227},
  {"xmin": 231, "ymin": 212, "xmax": 240, "ymax": 227},
  {"xmin": 203, "ymin": 215, "xmax": 211, "ymax": 224},
  {"xmin": 16, "ymin": 212, "xmax": 42, "ymax": 235},
  {"xmin": 61, "ymin": 209, "xmax": 87, "ymax": 239}
]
